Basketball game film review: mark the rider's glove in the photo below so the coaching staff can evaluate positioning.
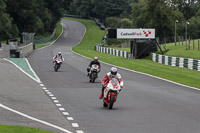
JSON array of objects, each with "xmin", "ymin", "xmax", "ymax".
[{"xmin": 120, "ymin": 86, "xmax": 123, "ymax": 89}]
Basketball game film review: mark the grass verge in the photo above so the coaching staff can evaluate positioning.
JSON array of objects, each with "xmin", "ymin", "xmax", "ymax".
[
  {"xmin": 0, "ymin": 125, "xmax": 54, "ymax": 133},
  {"xmin": 35, "ymin": 22, "xmax": 63, "ymax": 49},
  {"xmin": 157, "ymin": 40, "xmax": 200, "ymax": 59},
  {"xmin": 64, "ymin": 17, "xmax": 200, "ymax": 89}
]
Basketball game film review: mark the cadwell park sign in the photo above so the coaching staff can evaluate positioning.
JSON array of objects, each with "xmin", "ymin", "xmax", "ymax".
[{"xmin": 117, "ymin": 29, "xmax": 155, "ymax": 39}]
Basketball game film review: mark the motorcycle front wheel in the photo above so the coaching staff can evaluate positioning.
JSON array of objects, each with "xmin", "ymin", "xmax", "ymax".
[
  {"xmin": 108, "ymin": 95, "xmax": 115, "ymax": 109},
  {"xmin": 54, "ymin": 64, "xmax": 59, "ymax": 72}
]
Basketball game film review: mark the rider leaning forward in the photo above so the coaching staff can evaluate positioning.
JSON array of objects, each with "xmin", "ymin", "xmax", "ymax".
[{"xmin": 99, "ymin": 67, "xmax": 124, "ymax": 99}]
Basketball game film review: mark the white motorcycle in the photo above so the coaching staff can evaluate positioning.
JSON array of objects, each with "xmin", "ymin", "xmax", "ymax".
[
  {"xmin": 89, "ymin": 64, "xmax": 100, "ymax": 83},
  {"xmin": 54, "ymin": 59, "xmax": 63, "ymax": 72},
  {"xmin": 103, "ymin": 78, "xmax": 121, "ymax": 109}
]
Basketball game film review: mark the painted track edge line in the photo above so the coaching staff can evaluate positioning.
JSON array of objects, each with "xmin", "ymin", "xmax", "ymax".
[
  {"xmin": 0, "ymin": 103, "xmax": 74, "ymax": 133},
  {"xmin": 25, "ymin": 58, "xmax": 41, "ymax": 83},
  {"xmin": 3, "ymin": 58, "xmax": 41, "ymax": 83},
  {"xmin": 70, "ymin": 49, "xmax": 200, "ymax": 91},
  {"xmin": 36, "ymin": 22, "xmax": 64, "ymax": 50}
]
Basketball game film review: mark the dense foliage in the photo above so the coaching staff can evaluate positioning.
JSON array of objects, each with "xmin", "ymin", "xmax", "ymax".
[
  {"xmin": 0, "ymin": 0, "xmax": 72, "ymax": 40},
  {"xmin": 1, "ymin": 0, "xmax": 200, "ymax": 40},
  {"xmin": 68, "ymin": 0, "xmax": 200, "ymax": 39}
]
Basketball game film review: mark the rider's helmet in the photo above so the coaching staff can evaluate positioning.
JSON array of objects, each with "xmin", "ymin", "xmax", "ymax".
[
  {"xmin": 94, "ymin": 57, "xmax": 98, "ymax": 62},
  {"xmin": 58, "ymin": 52, "xmax": 62, "ymax": 56},
  {"xmin": 111, "ymin": 67, "xmax": 117, "ymax": 76}
]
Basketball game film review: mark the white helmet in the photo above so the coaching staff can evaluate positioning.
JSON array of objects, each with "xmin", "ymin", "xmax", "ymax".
[
  {"xmin": 94, "ymin": 57, "xmax": 98, "ymax": 61},
  {"xmin": 58, "ymin": 52, "xmax": 61, "ymax": 55},
  {"xmin": 111, "ymin": 67, "xmax": 117, "ymax": 75}
]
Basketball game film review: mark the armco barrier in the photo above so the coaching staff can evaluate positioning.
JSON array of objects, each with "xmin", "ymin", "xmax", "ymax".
[
  {"xmin": 18, "ymin": 43, "xmax": 33, "ymax": 57},
  {"xmin": 95, "ymin": 45, "xmax": 130, "ymax": 59},
  {"xmin": 152, "ymin": 53, "xmax": 200, "ymax": 71}
]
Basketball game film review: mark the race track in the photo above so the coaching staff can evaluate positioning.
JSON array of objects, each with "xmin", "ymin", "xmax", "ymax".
[{"xmin": 28, "ymin": 19, "xmax": 200, "ymax": 133}]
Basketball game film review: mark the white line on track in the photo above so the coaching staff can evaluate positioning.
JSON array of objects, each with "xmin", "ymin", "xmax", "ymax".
[
  {"xmin": 3, "ymin": 58, "xmax": 41, "ymax": 83},
  {"xmin": 51, "ymin": 97, "xmax": 57, "ymax": 100},
  {"xmin": 49, "ymin": 94, "xmax": 54, "ymax": 97},
  {"xmin": 56, "ymin": 104, "xmax": 62, "ymax": 107},
  {"xmin": 25, "ymin": 58, "xmax": 41, "ymax": 83},
  {"xmin": 63, "ymin": 112, "xmax": 69, "ymax": 116},
  {"xmin": 59, "ymin": 108, "xmax": 65, "ymax": 111},
  {"xmin": 47, "ymin": 92, "xmax": 52, "ymax": 94},
  {"xmin": 67, "ymin": 117, "xmax": 74, "ymax": 121},
  {"xmin": 53, "ymin": 100, "xmax": 59, "ymax": 103},
  {"xmin": 70, "ymin": 48, "xmax": 200, "ymax": 91},
  {"xmin": 40, "ymin": 84, "xmax": 44, "ymax": 87},
  {"xmin": 0, "ymin": 103, "xmax": 73, "ymax": 133},
  {"xmin": 76, "ymin": 130, "xmax": 84, "ymax": 133},
  {"xmin": 43, "ymin": 87, "xmax": 47, "ymax": 90},
  {"xmin": 72, "ymin": 123, "xmax": 79, "ymax": 128},
  {"xmin": 36, "ymin": 21, "xmax": 64, "ymax": 50}
]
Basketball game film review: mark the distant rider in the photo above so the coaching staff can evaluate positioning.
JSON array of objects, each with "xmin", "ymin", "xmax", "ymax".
[
  {"xmin": 87, "ymin": 57, "xmax": 101, "ymax": 76},
  {"xmin": 53, "ymin": 52, "xmax": 64, "ymax": 66},
  {"xmin": 99, "ymin": 67, "xmax": 124, "ymax": 99}
]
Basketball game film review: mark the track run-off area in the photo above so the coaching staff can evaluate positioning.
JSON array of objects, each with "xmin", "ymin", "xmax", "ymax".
[{"xmin": 1, "ymin": 19, "xmax": 200, "ymax": 133}]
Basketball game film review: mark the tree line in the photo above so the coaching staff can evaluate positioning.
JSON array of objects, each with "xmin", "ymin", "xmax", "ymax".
[
  {"xmin": 0, "ymin": 0, "xmax": 72, "ymax": 40},
  {"xmin": 68, "ymin": 0, "xmax": 200, "ymax": 39}
]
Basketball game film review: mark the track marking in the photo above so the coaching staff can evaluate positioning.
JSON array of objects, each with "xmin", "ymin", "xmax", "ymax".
[
  {"xmin": 63, "ymin": 112, "xmax": 69, "ymax": 116},
  {"xmin": 25, "ymin": 58, "xmax": 41, "ymax": 83},
  {"xmin": 0, "ymin": 103, "xmax": 73, "ymax": 133},
  {"xmin": 36, "ymin": 23, "xmax": 64, "ymax": 50},
  {"xmin": 45, "ymin": 90, "xmax": 50, "ymax": 92},
  {"xmin": 53, "ymin": 100, "xmax": 59, "ymax": 103},
  {"xmin": 59, "ymin": 108, "xmax": 65, "ymax": 111},
  {"xmin": 72, "ymin": 123, "xmax": 79, "ymax": 128},
  {"xmin": 49, "ymin": 94, "xmax": 54, "ymax": 97},
  {"xmin": 3, "ymin": 58, "xmax": 41, "ymax": 83},
  {"xmin": 40, "ymin": 84, "xmax": 44, "ymax": 87},
  {"xmin": 43, "ymin": 87, "xmax": 47, "ymax": 90},
  {"xmin": 56, "ymin": 104, "xmax": 62, "ymax": 107},
  {"xmin": 67, "ymin": 117, "xmax": 74, "ymax": 121},
  {"xmin": 76, "ymin": 130, "xmax": 84, "ymax": 133},
  {"xmin": 51, "ymin": 97, "xmax": 57, "ymax": 100}
]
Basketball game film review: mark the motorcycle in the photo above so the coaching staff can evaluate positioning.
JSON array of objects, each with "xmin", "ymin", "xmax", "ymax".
[
  {"xmin": 54, "ymin": 59, "xmax": 63, "ymax": 72},
  {"xmin": 103, "ymin": 78, "xmax": 121, "ymax": 109},
  {"xmin": 89, "ymin": 64, "xmax": 100, "ymax": 83}
]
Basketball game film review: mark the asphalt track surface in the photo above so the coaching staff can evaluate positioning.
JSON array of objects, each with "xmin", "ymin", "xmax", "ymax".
[
  {"xmin": 0, "ymin": 58, "xmax": 75, "ymax": 133},
  {"xmin": 28, "ymin": 19, "xmax": 200, "ymax": 133}
]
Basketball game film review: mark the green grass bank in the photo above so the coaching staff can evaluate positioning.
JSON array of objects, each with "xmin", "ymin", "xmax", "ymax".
[
  {"xmin": 66, "ymin": 17, "xmax": 200, "ymax": 89},
  {"xmin": 0, "ymin": 125, "xmax": 53, "ymax": 133},
  {"xmin": 35, "ymin": 22, "xmax": 63, "ymax": 49}
]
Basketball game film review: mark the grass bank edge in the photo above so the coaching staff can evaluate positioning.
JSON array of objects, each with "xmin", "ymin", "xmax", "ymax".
[
  {"xmin": 64, "ymin": 17, "xmax": 200, "ymax": 89},
  {"xmin": 35, "ymin": 22, "xmax": 63, "ymax": 49},
  {"xmin": 0, "ymin": 125, "xmax": 54, "ymax": 133}
]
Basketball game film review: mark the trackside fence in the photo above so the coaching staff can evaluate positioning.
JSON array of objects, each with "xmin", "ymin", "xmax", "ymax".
[
  {"xmin": 152, "ymin": 53, "xmax": 200, "ymax": 71},
  {"xmin": 95, "ymin": 45, "xmax": 130, "ymax": 59}
]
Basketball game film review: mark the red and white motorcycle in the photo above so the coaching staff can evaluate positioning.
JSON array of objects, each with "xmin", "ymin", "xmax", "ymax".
[{"xmin": 103, "ymin": 78, "xmax": 121, "ymax": 109}]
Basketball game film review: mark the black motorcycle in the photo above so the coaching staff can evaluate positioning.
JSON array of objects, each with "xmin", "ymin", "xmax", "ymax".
[{"xmin": 89, "ymin": 64, "xmax": 100, "ymax": 83}]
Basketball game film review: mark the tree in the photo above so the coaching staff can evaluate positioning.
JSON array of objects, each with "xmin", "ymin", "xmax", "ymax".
[
  {"xmin": 120, "ymin": 18, "xmax": 132, "ymax": 28},
  {"xmin": 0, "ymin": 0, "xmax": 18, "ymax": 39},
  {"xmin": 105, "ymin": 17, "xmax": 120, "ymax": 28}
]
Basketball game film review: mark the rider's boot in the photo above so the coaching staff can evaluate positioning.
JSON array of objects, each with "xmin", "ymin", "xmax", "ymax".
[{"xmin": 99, "ymin": 92, "xmax": 104, "ymax": 99}]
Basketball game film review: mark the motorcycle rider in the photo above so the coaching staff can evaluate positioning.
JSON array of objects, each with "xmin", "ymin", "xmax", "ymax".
[
  {"xmin": 87, "ymin": 57, "xmax": 101, "ymax": 76},
  {"xmin": 53, "ymin": 52, "xmax": 64, "ymax": 66},
  {"xmin": 99, "ymin": 67, "xmax": 123, "ymax": 99}
]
